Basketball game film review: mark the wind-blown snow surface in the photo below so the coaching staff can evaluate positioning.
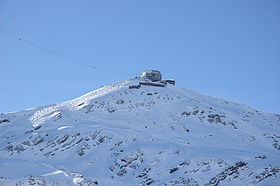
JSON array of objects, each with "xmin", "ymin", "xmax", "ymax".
[{"xmin": 0, "ymin": 77, "xmax": 280, "ymax": 186}]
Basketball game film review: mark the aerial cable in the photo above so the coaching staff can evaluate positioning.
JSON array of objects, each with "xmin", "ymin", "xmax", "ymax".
[
  {"xmin": 0, "ymin": 27, "xmax": 126, "ymax": 75},
  {"xmin": 44, "ymin": 34, "xmax": 135, "ymax": 74},
  {"xmin": 28, "ymin": 26, "xmax": 136, "ymax": 74}
]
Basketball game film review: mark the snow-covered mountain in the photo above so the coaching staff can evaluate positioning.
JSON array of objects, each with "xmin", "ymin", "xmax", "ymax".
[{"xmin": 0, "ymin": 76, "xmax": 279, "ymax": 186}]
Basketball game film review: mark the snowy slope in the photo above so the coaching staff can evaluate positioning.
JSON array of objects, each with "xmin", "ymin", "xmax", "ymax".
[{"xmin": 0, "ymin": 77, "xmax": 280, "ymax": 186}]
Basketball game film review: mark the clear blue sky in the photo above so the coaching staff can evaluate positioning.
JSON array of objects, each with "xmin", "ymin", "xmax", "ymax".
[{"xmin": 0, "ymin": 0, "xmax": 279, "ymax": 114}]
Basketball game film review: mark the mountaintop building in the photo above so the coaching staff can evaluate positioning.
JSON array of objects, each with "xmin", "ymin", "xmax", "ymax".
[{"xmin": 140, "ymin": 70, "xmax": 162, "ymax": 82}]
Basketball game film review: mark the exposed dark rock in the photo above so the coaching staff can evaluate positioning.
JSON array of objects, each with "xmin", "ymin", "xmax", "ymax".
[
  {"xmin": 31, "ymin": 135, "xmax": 44, "ymax": 146},
  {"xmin": 255, "ymin": 155, "xmax": 267, "ymax": 159},
  {"xmin": 165, "ymin": 177, "xmax": 198, "ymax": 186},
  {"xmin": 116, "ymin": 99, "xmax": 125, "ymax": 104},
  {"xmin": 179, "ymin": 161, "xmax": 190, "ymax": 167},
  {"xmin": 264, "ymin": 134, "xmax": 280, "ymax": 150},
  {"xmin": 107, "ymin": 108, "xmax": 116, "ymax": 113},
  {"xmin": 78, "ymin": 149, "xmax": 85, "ymax": 156},
  {"xmin": 112, "ymin": 150, "xmax": 144, "ymax": 177},
  {"xmin": 77, "ymin": 102, "xmax": 85, "ymax": 106},
  {"xmin": 22, "ymin": 140, "xmax": 32, "ymax": 146},
  {"xmin": 140, "ymin": 178, "xmax": 155, "ymax": 185},
  {"xmin": 206, "ymin": 161, "xmax": 247, "ymax": 186},
  {"xmin": 253, "ymin": 165, "xmax": 280, "ymax": 184},
  {"xmin": 27, "ymin": 176, "xmax": 46, "ymax": 185},
  {"xmin": 3, "ymin": 144, "xmax": 13, "ymax": 152},
  {"xmin": 0, "ymin": 119, "xmax": 9, "ymax": 124},
  {"xmin": 56, "ymin": 113, "xmax": 62, "ymax": 119},
  {"xmin": 169, "ymin": 167, "xmax": 179, "ymax": 174},
  {"xmin": 57, "ymin": 134, "xmax": 69, "ymax": 144},
  {"xmin": 207, "ymin": 114, "xmax": 222, "ymax": 124},
  {"xmin": 182, "ymin": 111, "xmax": 191, "ymax": 116},
  {"xmin": 137, "ymin": 167, "xmax": 151, "ymax": 178},
  {"xmin": 34, "ymin": 126, "xmax": 42, "ymax": 130},
  {"xmin": 14, "ymin": 144, "xmax": 26, "ymax": 154},
  {"xmin": 25, "ymin": 129, "xmax": 33, "ymax": 134}
]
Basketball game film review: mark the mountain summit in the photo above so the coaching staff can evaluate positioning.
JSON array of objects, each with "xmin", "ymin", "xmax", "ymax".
[{"xmin": 0, "ymin": 74, "xmax": 280, "ymax": 185}]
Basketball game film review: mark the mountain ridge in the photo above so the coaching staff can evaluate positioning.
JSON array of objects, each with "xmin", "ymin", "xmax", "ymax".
[{"xmin": 0, "ymin": 77, "xmax": 279, "ymax": 185}]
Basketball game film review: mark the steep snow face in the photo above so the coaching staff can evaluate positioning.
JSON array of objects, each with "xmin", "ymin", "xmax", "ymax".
[
  {"xmin": 0, "ymin": 78, "xmax": 280, "ymax": 186},
  {"xmin": 28, "ymin": 79, "xmax": 133, "ymax": 126}
]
